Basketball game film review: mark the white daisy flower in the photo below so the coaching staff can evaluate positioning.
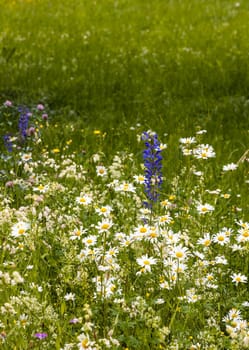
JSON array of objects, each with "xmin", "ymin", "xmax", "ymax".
[
  {"xmin": 11, "ymin": 221, "xmax": 30, "ymax": 238},
  {"xmin": 76, "ymin": 194, "xmax": 92, "ymax": 206},
  {"xmin": 96, "ymin": 165, "xmax": 108, "ymax": 177},
  {"xmin": 96, "ymin": 219, "xmax": 113, "ymax": 232},
  {"xmin": 222, "ymin": 163, "xmax": 238, "ymax": 171},
  {"xmin": 196, "ymin": 203, "xmax": 214, "ymax": 214},
  {"xmin": 231, "ymin": 273, "xmax": 248, "ymax": 286},
  {"xmin": 136, "ymin": 255, "xmax": 157, "ymax": 272},
  {"xmin": 170, "ymin": 245, "xmax": 189, "ymax": 260},
  {"xmin": 194, "ymin": 144, "xmax": 216, "ymax": 159}
]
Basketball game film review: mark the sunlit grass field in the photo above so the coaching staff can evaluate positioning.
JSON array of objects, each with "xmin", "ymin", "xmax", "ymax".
[{"xmin": 0, "ymin": 0, "xmax": 249, "ymax": 349}]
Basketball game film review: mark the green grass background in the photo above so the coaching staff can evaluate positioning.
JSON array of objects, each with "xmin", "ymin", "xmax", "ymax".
[{"xmin": 0, "ymin": 0, "xmax": 248, "ymax": 145}]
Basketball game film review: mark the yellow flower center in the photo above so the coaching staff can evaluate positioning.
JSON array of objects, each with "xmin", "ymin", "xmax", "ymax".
[
  {"xmin": 204, "ymin": 239, "xmax": 211, "ymax": 246},
  {"xmin": 80, "ymin": 198, "xmax": 86, "ymax": 203},
  {"xmin": 175, "ymin": 251, "xmax": 184, "ymax": 258},
  {"xmin": 150, "ymin": 232, "xmax": 157, "ymax": 238},
  {"xmin": 100, "ymin": 207, "xmax": 107, "ymax": 212},
  {"xmin": 139, "ymin": 227, "xmax": 147, "ymax": 233},
  {"xmin": 18, "ymin": 229, "xmax": 25, "ymax": 235},
  {"xmin": 242, "ymin": 230, "xmax": 249, "ymax": 237},
  {"xmin": 81, "ymin": 338, "xmax": 89, "ymax": 348},
  {"xmin": 143, "ymin": 260, "xmax": 150, "ymax": 265},
  {"xmin": 101, "ymin": 223, "xmax": 110, "ymax": 230},
  {"xmin": 218, "ymin": 236, "xmax": 225, "ymax": 241}
]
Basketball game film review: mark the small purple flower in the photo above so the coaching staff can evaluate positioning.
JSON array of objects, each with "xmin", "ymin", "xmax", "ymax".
[
  {"xmin": 69, "ymin": 318, "xmax": 79, "ymax": 324},
  {"xmin": 37, "ymin": 104, "xmax": 45, "ymax": 111},
  {"xmin": 42, "ymin": 113, "xmax": 48, "ymax": 120},
  {"xmin": 4, "ymin": 100, "xmax": 12, "ymax": 107},
  {"xmin": 34, "ymin": 332, "xmax": 48, "ymax": 340}
]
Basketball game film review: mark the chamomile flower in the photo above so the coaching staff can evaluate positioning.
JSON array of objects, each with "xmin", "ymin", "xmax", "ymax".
[
  {"xmin": 133, "ymin": 175, "xmax": 145, "ymax": 184},
  {"xmin": 134, "ymin": 224, "xmax": 150, "ymax": 239},
  {"xmin": 237, "ymin": 227, "xmax": 249, "ymax": 243},
  {"xmin": 170, "ymin": 245, "xmax": 189, "ymax": 260},
  {"xmin": 105, "ymin": 247, "xmax": 119, "ymax": 258},
  {"xmin": 185, "ymin": 288, "xmax": 202, "ymax": 303},
  {"xmin": 33, "ymin": 184, "xmax": 49, "ymax": 193},
  {"xmin": 197, "ymin": 233, "xmax": 212, "ymax": 248},
  {"xmin": 158, "ymin": 213, "xmax": 173, "ymax": 225},
  {"xmin": 182, "ymin": 148, "xmax": 193, "ymax": 156},
  {"xmin": 165, "ymin": 230, "xmax": 181, "ymax": 244},
  {"xmin": 77, "ymin": 333, "xmax": 96, "ymax": 350},
  {"xmin": 222, "ymin": 163, "xmax": 238, "ymax": 171},
  {"xmin": 21, "ymin": 153, "xmax": 32, "ymax": 162},
  {"xmin": 18, "ymin": 314, "xmax": 29, "ymax": 328},
  {"xmin": 64, "ymin": 293, "xmax": 75, "ymax": 301},
  {"xmin": 95, "ymin": 205, "xmax": 112, "ymax": 217},
  {"xmin": 194, "ymin": 144, "xmax": 216, "ymax": 159},
  {"xmin": 196, "ymin": 203, "xmax": 214, "ymax": 214},
  {"xmin": 212, "ymin": 231, "xmax": 230, "ymax": 246},
  {"xmin": 69, "ymin": 227, "xmax": 87, "ymax": 240},
  {"xmin": 231, "ymin": 273, "xmax": 248, "ymax": 286},
  {"xmin": 96, "ymin": 165, "xmax": 108, "ymax": 177},
  {"xmin": 236, "ymin": 220, "xmax": 249, "ymax": 229},
  {"xmin": 82, "ymin": 235, "xmax": 97, "ymax": 246},
  {"xmin": 96, "ymin": 219, "xmax": 113, "ymax": 232},
  {"xmin": 145, "ymin": 226, "xmax": 160, "ymax": 242},
  {"xmin": 77, "ymin": 248, "xmax": 96, "ymax": 262},
  {"xmin": 227, "ymin": 308, "xmax": 242, "ymax": 320},
  {"xmin": 179, "ymin": 137, "xmax": 196, "ymax": 145},
  {"xmin": 76, "ymin": 194, "xmax": 92, "ymax": 206},
  {"xmin": 136, "ymin": 255, "xmax": 157, "ymax": 273},
  {"xmin": 11, "ymin": 221, "xmax": 30, "ymax": 238},
  {"xmin": 214, "ymin": 255, "xmax": 228, "ymax": 265},
  {"xmin": 116, "ymin": 182, "xmax": 136, "ymax": 193},
  {"xmin": 160, "ymin": 199, "xmax": 171, "ymax": 209},
  {"xmin": 159, "ymin": 143, "xmax": 168, "ymax": 150},
  {"xmin": 171, "ymin": 261, "xmax": 187, "ymax": 274}
]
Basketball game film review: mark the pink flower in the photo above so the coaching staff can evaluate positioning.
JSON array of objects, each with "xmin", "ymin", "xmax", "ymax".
[
  {"xmin": 37, "ymin": 104, "xmax": 45, "ymax": 111},
  {"xmin": 4, "ymin": 100, "xmax": 12, "ymax": 107}
]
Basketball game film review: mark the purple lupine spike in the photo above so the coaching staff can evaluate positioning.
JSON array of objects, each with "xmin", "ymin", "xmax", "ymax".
[
  {"xmin": 18, "ymin": 106, "xmax": 31, "ymax": 140},
  {"xmin": 3, "ymin": 134, "xmax": 13, "ymax": 152},
  {"xmin": 142, "ymin": 131, "xmax": 163, "ymax": 208}
]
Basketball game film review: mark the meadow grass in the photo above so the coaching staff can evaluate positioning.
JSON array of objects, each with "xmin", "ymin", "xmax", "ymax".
[
  {"xmin": 1, "ymin": 0, "xmax": 249, "ymax": 124},
  {"xmin": 0, "ymin": 101, "xmax": 248, "ymax": 349},
  {"xmin": 0, "ymin": 0, "xmax": 249, "ymax": 349}
]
